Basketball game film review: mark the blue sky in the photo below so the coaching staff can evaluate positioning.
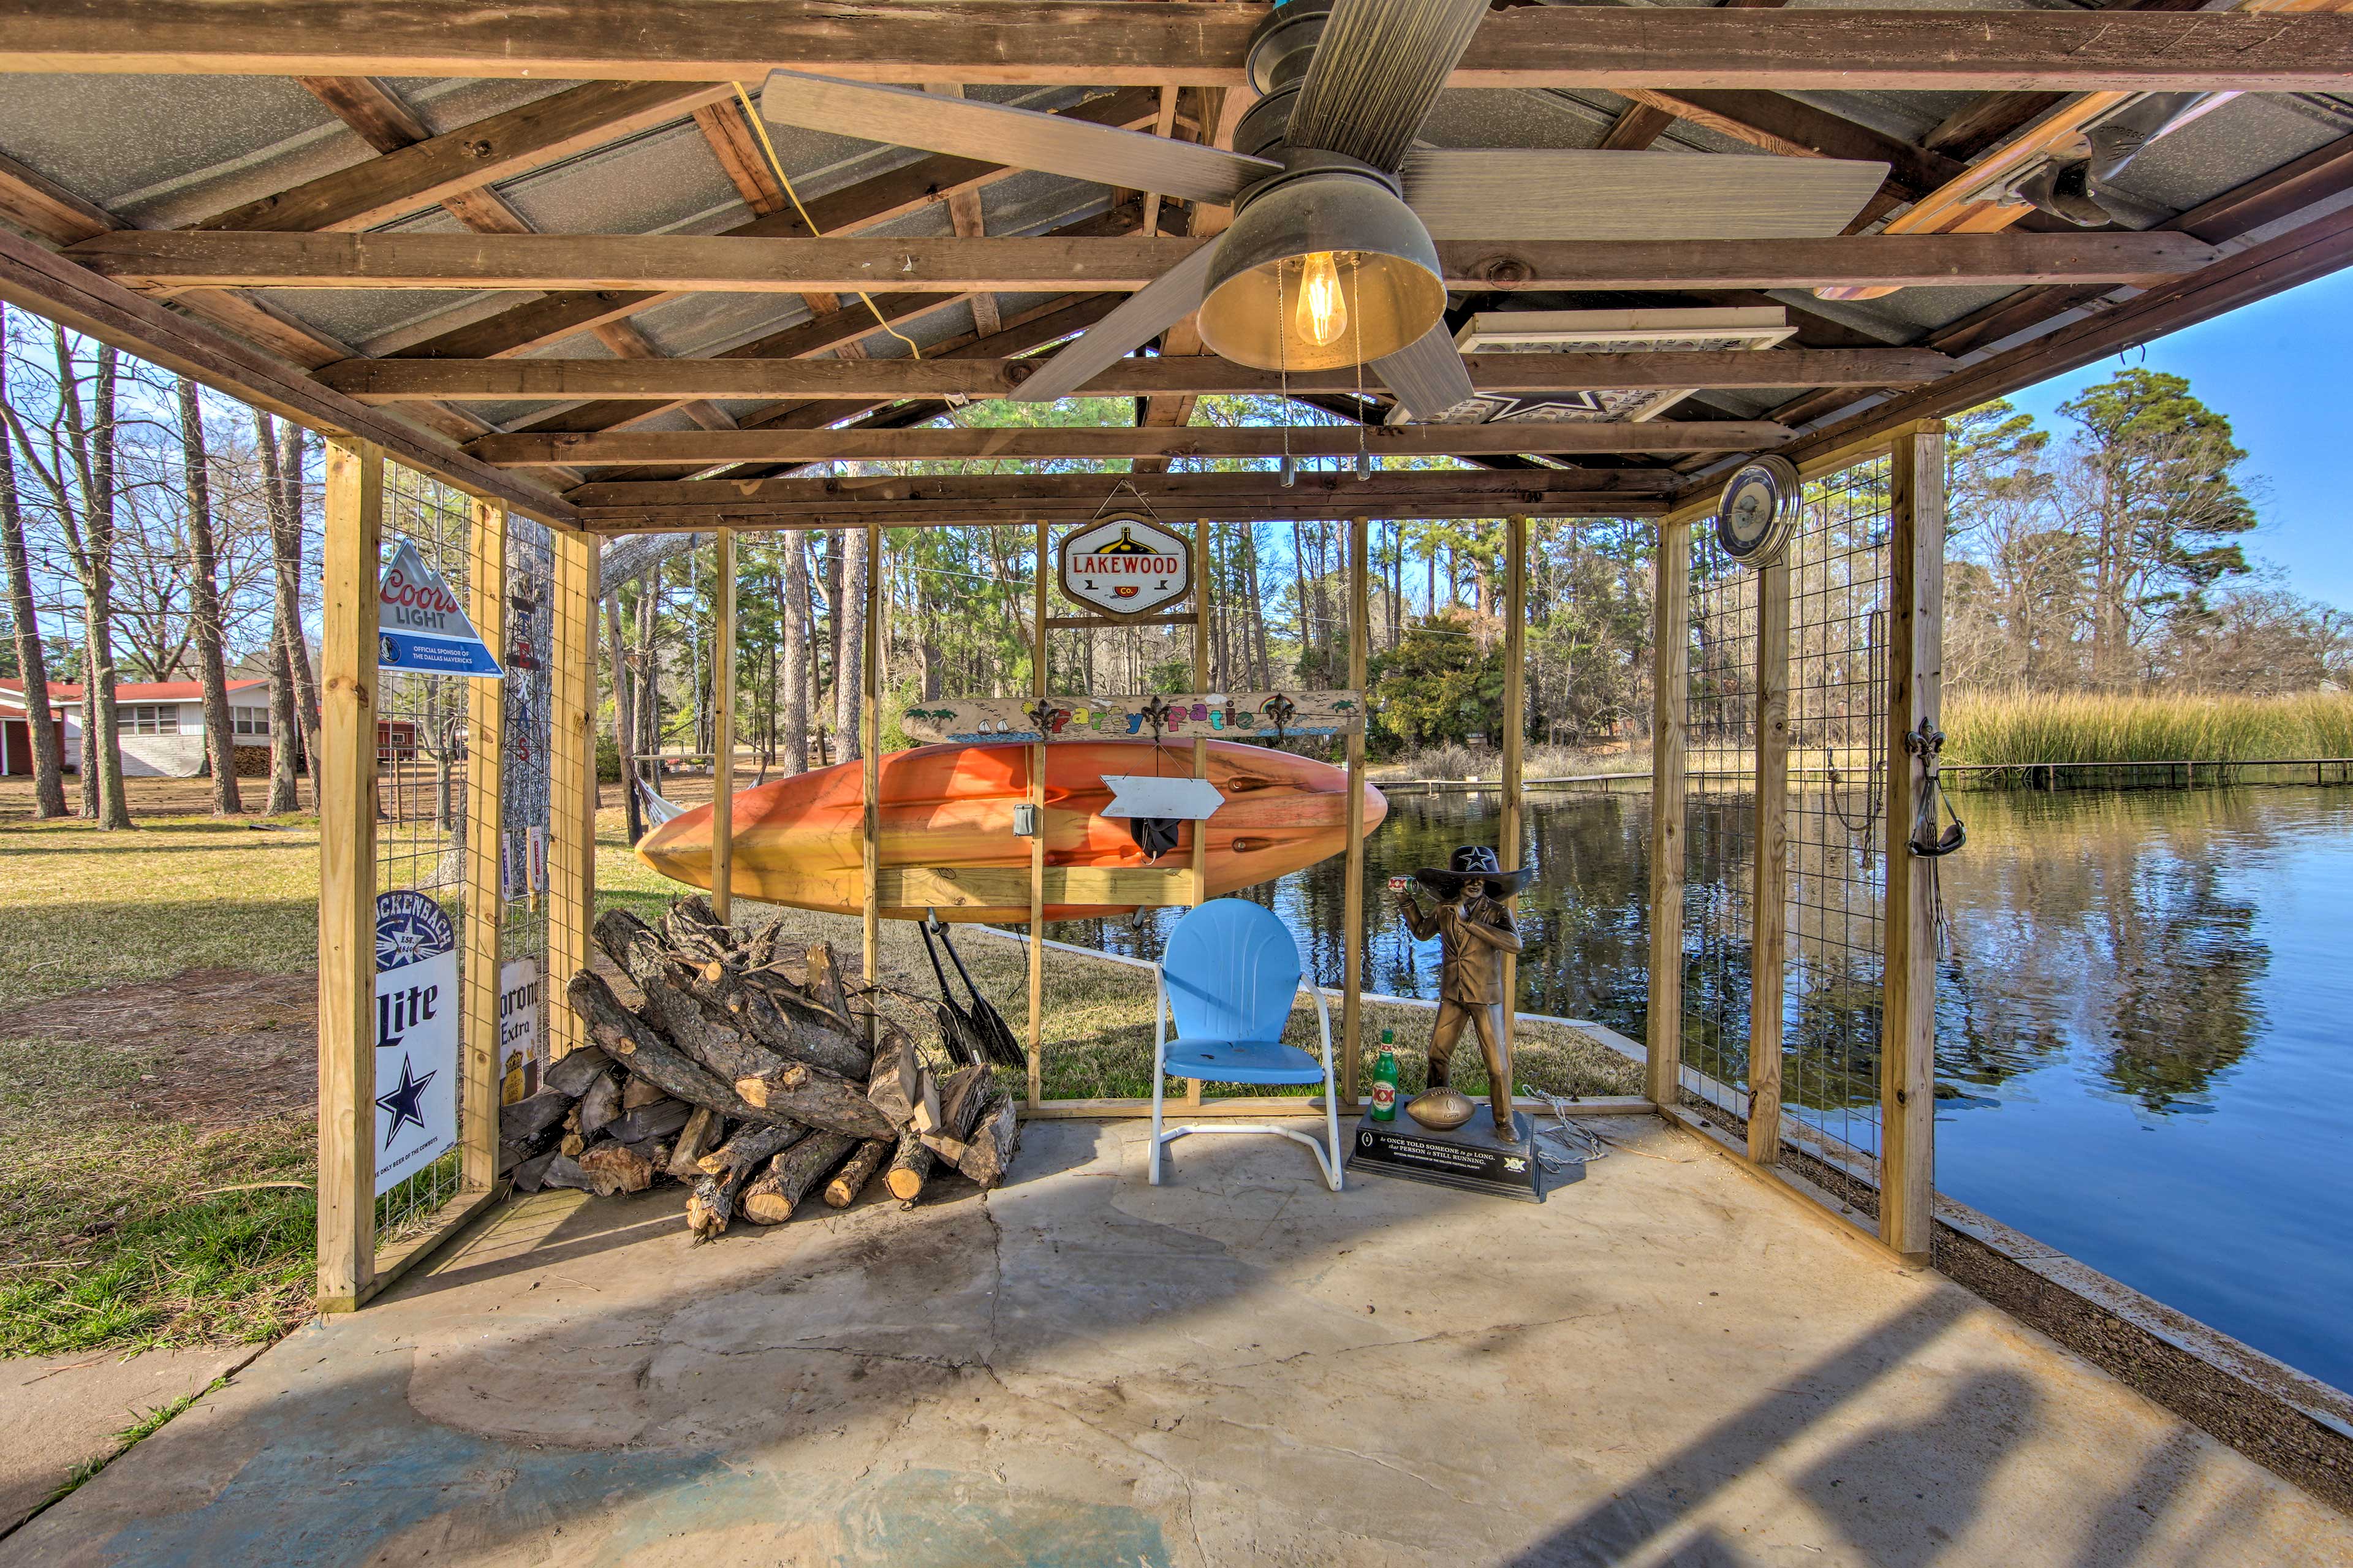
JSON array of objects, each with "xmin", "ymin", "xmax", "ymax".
[{"xmin": 1993, "ymin": 267, "xmax": 2353, "ymax": 610}]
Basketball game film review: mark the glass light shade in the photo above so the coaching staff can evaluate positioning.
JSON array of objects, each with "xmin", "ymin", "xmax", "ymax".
[{"xmin": 1197, "ymin": 170, "xmax": 1446, "ymax": 372}]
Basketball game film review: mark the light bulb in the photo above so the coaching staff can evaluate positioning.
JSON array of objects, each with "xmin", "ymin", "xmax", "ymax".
[{"xmin": 1294, "ymin": 251, "xmax": 1347, "ymax": 349}]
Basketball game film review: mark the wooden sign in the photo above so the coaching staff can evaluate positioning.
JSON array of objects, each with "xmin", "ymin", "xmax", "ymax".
[
  {"xmin": 1101, "ymin": 775, "xmax": 1226, "ymax": 820},
  {"xmin": 898, "ymin": 690, "xmax": 1365, "ymax": 746},
  {"xmin": 1058, "ymin": 513, "xmax": 1191, "ymax": 619}
]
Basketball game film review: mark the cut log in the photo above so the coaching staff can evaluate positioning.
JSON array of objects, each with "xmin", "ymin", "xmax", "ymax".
[
  {"xmin": 740, "ymin": 1131, "xmax": 857, "ymax": 1224},
  {"xmin": 667, "ymin": 1105, "xmax": 722, "ymax": 1179},
  {"xmin": 742, "ymin": 916, "xmax": 784, "ymax": 971},
  {"xmin": 956, "ymin": 1089, "xmax": 1020, "ymax": 1189},
  {"xmin": 885, "ymin": 1063, "xmax": 988, "ymax": 1204},
  {"xmin": 499, "ymin": 1087, "xmax": 571, "ymax": 1143},
  {"xmin": 621, "ymin": 1075, "xmax": 667, "ymax": 1110},
  {"xmin": 626, "ymin": 1135, "xmax": 673, "ymax": 1170},
  {"xmin": 824, "ymin": 1138, "xmax": 892, "ymax": 1209},
  {"xmin": 605, "ymin": 1096, "xmax": 692, "ymax": 1146},
  {"xmin": 598, "ymin": 907, "xmax": 797, "ymax": 1096},
  {"xmin": 565, "ymin": 971, "xmax": 781, "ymax": 1123},
  {"xmin": 559, "ymin": 1131, "xmax": 586, "ymax": 1157},
  {"xmin": 757, "ymin": 1062, "xmax": 896, "ymax": 1140},
  {"xmin": 804, "ymin": 940, "xmax": 855, "ymax": 1023},
  {"xmin": 692, "ymin": 962, "xmax": 871, "ymax": 1080},
  {"xmin": 686, "ymin": 1157, "xmax": 765, "ymax": 1243},
  {"xmin": 866, "ymin": 1023, "xmax": 934, "ymax": 1127},
  {"xmin": 512, "ymin": 1149, "xmax": 563, "ymax": 1192},
  {"xmin": 544, "ymin": 1045, "xmax": 616, "ymax": 1097},
  {"xmin": 662, "ymin": 895, "xmax": 734, "ymax": 965},
  {"xmin": 578, "ymin": 1140, "xmax": 654, "ymax": 1197},
  {"xmin": 540, "ymin": 1153, "xmax": 594, "ymax": 1192},
  {"xmin": 577, "ymin": 1070, "xmax": 624, "ymax": 1137},
  {"xmin": 697, "ymin": 1119, "xmax": 806, "ymax": 1177}
]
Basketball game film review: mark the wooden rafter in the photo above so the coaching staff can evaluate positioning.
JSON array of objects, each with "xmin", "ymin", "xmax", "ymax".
[
  {"xmin": 69, "ymin": 231, "xmax": 2219, "ymax": 293},
  {"xmin": 11, "ymin": 4, "xmax": 2353, "ymax": 92},
  {"xmin": 467, "ymin": 420, "xmax": 1794, "ymax": 466},
  {"xmin": 319, "ymin": 347, "xmax": 1949, "ymax": 403}
]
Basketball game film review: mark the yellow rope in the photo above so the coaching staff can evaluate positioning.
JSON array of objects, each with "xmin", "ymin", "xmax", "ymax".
[{"xmin": 732, "ymin": 81, "xmax": 923, "ymax": 359}]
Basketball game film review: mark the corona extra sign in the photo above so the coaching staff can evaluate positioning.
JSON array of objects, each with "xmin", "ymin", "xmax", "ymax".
[{"xmin": 1058, "ymin": 513, "xmax": 1191, "ymax": 619}]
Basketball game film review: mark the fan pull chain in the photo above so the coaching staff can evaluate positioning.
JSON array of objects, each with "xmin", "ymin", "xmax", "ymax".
[{"xmin": 1351, "ymin": 252, "xmax": 1370, "ymax": 480}]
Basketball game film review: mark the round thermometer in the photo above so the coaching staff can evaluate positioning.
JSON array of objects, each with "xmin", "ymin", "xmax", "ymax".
[{"xmin": 1716, "ymin": 454, "xmax": 1800, "ymax": 568}]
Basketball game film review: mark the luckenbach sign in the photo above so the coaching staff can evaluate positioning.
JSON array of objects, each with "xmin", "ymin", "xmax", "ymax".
[
  {"xmin": 378, "ymin": 540, "xmax": 503, "ymax": 676},
  {"xmin": 374, "ymin": 890, "xmax": 459, "ymax": 1194},
  {"xmin": 1058, "ymin": 513, "xmax": 1192, "ymax": 619}
]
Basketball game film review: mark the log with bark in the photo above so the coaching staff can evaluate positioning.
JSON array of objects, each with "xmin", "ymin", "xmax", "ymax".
[
  {"xmin": 740, "ymin": 1131, "xmax": 858, "ymax": 1224},
  {"xmin": 594, "ymin": 910, "xmax": 810, "ymax": 1107},
  {"xmin": 567, "ymin": 971, "xmax": 785, "ymax": 1123},
  {"xmin": 887, "ymin": 1064, "xmax": 991, "ymax": 1205},
  {"xmin": 824, "ymin": 1138, "xmax": 892, "ymax": 1209},
  {"xmin": 667, "ymin": 1106, "xmax": 722, "ymax": 1179}
]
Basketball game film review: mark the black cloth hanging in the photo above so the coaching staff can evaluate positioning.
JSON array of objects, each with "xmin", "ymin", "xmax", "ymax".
[{"xmin": 1124, "ymin": 816, "xmax": 1183, "ymax": 859}]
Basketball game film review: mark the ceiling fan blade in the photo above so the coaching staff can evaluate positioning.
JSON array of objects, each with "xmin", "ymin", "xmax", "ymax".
[
  {"xmin": 1283, "ymin": 0, "xmax": 1490, "ymax": 174},
  {"xmin": 760, "ymin": 71, "xmax": 1278, "ymax": 206},
  {"xmin": 1012, "ymin": 244, "xmax": 1220, "ymax": 403},
  {"xmin": 1402, "ymin": 152, "xmax": 1891, "ymax": 240},
  {"xmin": 1373, "ymin": 322, "xmax": 1479, "ymax": 424}
]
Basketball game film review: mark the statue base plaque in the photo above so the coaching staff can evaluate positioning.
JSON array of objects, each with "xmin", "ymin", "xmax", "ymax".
[{"xmin": 1346, "ymin": 1107, "xmax": 1544, "ymax": 1203}]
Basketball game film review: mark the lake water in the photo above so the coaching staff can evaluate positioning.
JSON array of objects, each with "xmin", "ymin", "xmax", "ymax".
[{"xmin": 1044, "ymin": 783, "xmax": 2353, "ymax": 1395}]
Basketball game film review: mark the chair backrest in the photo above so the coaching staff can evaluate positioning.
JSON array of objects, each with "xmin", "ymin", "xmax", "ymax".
[{"xmin": 1162, "ymin": 898, "xmax": 1302, "ymax": 1043}]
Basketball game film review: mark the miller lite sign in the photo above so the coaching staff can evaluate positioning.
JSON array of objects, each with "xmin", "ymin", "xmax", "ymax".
[
  {"xmin": 378, "ymin": 540, "xmax": 503, "ymax": 677},
  {"xmin": 1058, "ymin": 514, "xmax": 1191, "ymax": 620},
  {"xmin": 373, "ymin": 890, "xmax": 460, "ymax": 1194}
]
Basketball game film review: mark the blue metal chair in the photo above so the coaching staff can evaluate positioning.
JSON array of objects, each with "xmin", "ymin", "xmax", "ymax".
[{"xmin": 1150, "ymin": 898, "xmax": 1341, "ymax": 1191}]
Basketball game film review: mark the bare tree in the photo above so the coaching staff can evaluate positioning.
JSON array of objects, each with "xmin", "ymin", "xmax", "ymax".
[
  {"xmin": 0, "ymin": 321, "xmax": 67, "ymax": 816},
  {"xmin": 175, "ymin": 377, "xmax": 240, "ymax": 812},
  {"xmin": 254, "ymin": 412, "xmax": 316, "ymax": 811}
]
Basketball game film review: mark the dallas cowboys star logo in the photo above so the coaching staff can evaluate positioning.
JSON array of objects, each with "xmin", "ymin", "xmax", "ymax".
[{"xmin": 377, "ymin": 1054, "xmax": 437, "ymax": 1148}]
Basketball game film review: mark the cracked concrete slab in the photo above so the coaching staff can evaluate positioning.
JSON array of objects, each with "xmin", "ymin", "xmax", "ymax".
[{"xmin": 7, "ymin": 1116, "xmax": 2348, "ymax": 1566}]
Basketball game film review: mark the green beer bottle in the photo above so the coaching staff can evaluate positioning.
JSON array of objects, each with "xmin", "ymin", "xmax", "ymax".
[{"xmin": 1371, "ymin": 1031, "xmax": 1400, "ymax": 1122}]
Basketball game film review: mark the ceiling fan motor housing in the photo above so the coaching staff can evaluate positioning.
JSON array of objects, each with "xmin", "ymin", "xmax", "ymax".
[{"xmin": 1197, "ymin": 151, "xmax": 1448, "ymax": 371}]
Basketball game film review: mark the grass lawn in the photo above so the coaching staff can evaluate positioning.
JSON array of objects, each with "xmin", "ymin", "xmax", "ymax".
[{"xmin": 1, "ymin": 776, "xmax": 1637, "ymax": 1358}]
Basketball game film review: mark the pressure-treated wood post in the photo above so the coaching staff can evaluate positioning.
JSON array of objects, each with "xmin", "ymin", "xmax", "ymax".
[
  {"xmin": 1499, "ymin": 516, "xmax": 1528, "ymax": 1074},
  {"xmin": 710, "ymin": 528, "xmax": 736, "ymax": 923},
  {"xmin": 547, "ymin": 528, "xmax": 598, "ymax": 1061},
  {"xmin": 1186, "ymin": 520, "xmax": 1210, "ymax": 1108},
  {"xmin": 1882, "ymin": 424, "xmax": 1946, "ymax": 1262},
  {"xmin": 1028, "ymin": 519, "xmax": 1048, "ymax": 1108},
  {"xmin": 1748, "ymin": 555, "xmax": 1791, "ymax": 1164},
  {"xmin": 1647, "ymin": 517, "xmax": 1691, "ymax": 1109},
  {"xmin": 316, "ymin": 437, "xmax": 382, "ymax": 1312},
  {"xmin": 460, "ymin": 498, "xmax": 507, "ymax": 1194},
  {"xmin": 862, "ymin": 522, "xmax": 882, "ymax": 1035},
  {"xmin": 1343, "ymin": 514, "xmax": 1369, "ymax": 1109}
]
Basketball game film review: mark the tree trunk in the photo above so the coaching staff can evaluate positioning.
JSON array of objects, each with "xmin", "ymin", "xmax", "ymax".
[
  {"xmin": 835, "ymin": 526, "xmax": 865, "ymax": 762},
  {"xmin": 53, "ymin": 339, "xmax": 131, "ymax": 830},
  {"xmin": 1243, "ymin": 526, "xmax": 1270, "ymax": 688},
  {"xmin": 176, "ymin": 380, "xmax": 241, "ymax": 813},
  {"xmin": 781, "ymin": 534, "xmax": 809, "ymax": 772},
  {"xmin": 608, "ymin": 592, "xmax": 640, "ymax": 844},
  {"xmin": 0, "ymin": 328, "xmax": 66, "ymax": 817},
  {"xmin": 256, "ymin": 414, "xmax": 308, "ymax": 811}
]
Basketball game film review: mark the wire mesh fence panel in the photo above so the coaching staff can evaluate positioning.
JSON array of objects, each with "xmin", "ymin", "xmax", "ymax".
[
  {"xmin": 1681, "ymin": 526, "xmax": 1757, "ymax": 1118},
  {"xmin": 372, "ymin": 465, "xmax": 477, "ymax": 1248},
  {"xmin": 1781, "ymin": 459, "xmax": 1893, "ymax": 1178}
]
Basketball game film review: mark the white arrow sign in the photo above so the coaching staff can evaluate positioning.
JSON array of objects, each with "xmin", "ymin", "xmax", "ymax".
[{"xmin": 1101, "ymin": 775, "xmax": 1225, "ymax": 821}]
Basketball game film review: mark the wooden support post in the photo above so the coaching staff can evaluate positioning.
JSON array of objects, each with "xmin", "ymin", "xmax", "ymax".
[
  {"xmin": 316, "ymin": 437, "xmax": 382, "ymax": 1312},
  {"xmin": 1028, "ymin": 518, "xmax": 1047, "ymax": 1108},
  {"xmin": 1499, "ymin": 516, "xmax": 1527, "ymax": 1080},
  {"xmin": 1186, "ymin": 520, "xmax": 1210, "ymax": 1109},
  {"xmin": 1748, "ymin": 555, "xmax": 1791, "ymax": 1164},
  {"xmin": 1647, "ymin": 517, "xmax": 1691, "ymax": 1110},
  {"xmin": 862, "ymin": 521, "xmax": 882, "ymax": 1036},
  {"xmin": 1881, "ymin": 425, "xmax": 1945, "ymax": 1262},
  {"xmin": 460, "ymin": 498, "xmax": 506, "ymax": 1193},
  {"xmin": 1343, "ymin": 515, "xmax": 1369, "ymax": 1111},
  {"xmin": 710, "ymin": 527, "xmax": 736, "ymax": 923},
  {"xmin": 547, "ymin": 526, "xmax": 598, "ymax": 1061}
]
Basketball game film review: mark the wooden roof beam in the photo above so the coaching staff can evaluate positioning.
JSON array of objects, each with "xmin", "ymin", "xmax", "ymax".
[
  {"xmin": 320, "ymin": 346, "xmax": 1950, "ymax": 404},
  {"xmin": 69, "ymin": 230, "xmax": 2219, "ymax": 293},
  {"xmin": 468, "ymin": 420, "xmax": 1793, "ymax": 467},
  {"xmin": 12, "ymin": 4, "xmax": 2353, "ymax": 92}
]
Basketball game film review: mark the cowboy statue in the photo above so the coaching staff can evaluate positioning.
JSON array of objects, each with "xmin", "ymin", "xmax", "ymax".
[{"xmin": 1392, "ymin": 844, "xmax": 1533, "ymax": 1140}]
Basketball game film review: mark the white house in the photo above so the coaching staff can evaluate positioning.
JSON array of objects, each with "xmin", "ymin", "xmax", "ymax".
[{"xmin": 0, "ymin": 677, "xmax": 275, "ymax": 778}]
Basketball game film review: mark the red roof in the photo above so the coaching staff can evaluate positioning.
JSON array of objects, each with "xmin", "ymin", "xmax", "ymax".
[{"xmin": 0, "ymin": 677, "xmax": 268, "ymax": 706}]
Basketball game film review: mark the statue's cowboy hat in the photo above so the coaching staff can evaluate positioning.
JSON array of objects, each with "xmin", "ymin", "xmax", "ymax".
[{"xmin": 1411, "ymin": 844, "xmax": 1534, "ymax": 900}]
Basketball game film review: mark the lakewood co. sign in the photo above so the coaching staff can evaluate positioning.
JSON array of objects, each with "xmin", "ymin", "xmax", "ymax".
[{"xmin": 1058, "ymin": 514, "xmax": 1191, "ymax": 619}]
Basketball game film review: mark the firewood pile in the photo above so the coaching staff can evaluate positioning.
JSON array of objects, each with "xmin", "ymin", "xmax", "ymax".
[{"xmin": 496, "ymin": 898, "xmax": 1019, "ymax": 1241}]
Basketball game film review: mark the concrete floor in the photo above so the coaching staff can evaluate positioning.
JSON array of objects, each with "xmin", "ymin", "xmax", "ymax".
[{"xmin": 8, "ymin": 1116, "xmax": 2347, "ymax": 1567}]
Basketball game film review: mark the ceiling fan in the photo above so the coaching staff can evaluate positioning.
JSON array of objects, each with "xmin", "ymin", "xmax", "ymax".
[{"xmin": 761, "ymin": 0, "xmax": 1887, "ymax": 421}]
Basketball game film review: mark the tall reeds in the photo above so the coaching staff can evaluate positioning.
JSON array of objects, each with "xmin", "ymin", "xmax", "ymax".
[{"xmin": 1942, "ymin": 689, "xmax": 2353, "ymax": 765}]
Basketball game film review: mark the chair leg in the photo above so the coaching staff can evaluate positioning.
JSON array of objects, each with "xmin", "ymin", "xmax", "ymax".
[
  {"xmin": 1324, "ymin": 1080, "xmax": 1344, "ymax": 1193},
  {"xmin": 1150, "ymin": 1061, "xmax": 1167, "ymax": 1186}
]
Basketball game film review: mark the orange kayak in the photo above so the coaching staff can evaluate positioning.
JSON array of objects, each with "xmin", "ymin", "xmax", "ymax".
[{"xmin": 636, "ymin": 739, "xmax": 1386, "ymax": 921}]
